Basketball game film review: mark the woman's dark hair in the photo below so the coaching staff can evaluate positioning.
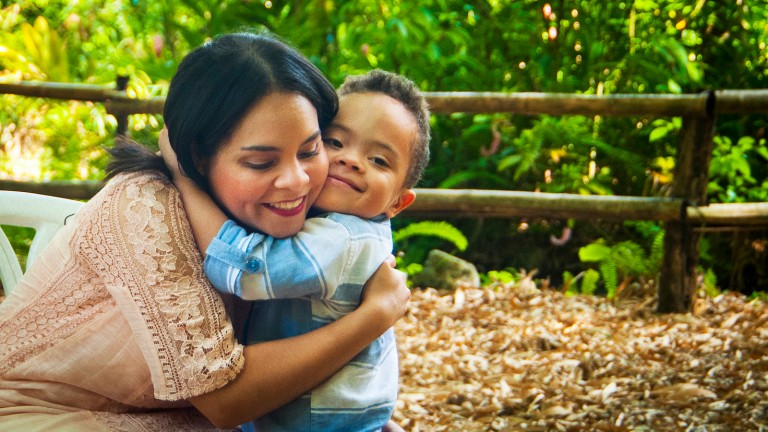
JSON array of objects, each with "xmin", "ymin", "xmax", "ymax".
[{"xmin": 106, "ymin": 32, "xmax": 338, "ymax": 192}]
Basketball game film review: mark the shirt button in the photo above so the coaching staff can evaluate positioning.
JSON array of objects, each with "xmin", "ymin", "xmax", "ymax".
[{"xmin": 246, "ymin": 259, "xmax": 262, "ymax": 272}]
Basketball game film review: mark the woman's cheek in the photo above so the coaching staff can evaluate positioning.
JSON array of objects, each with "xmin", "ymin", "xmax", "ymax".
[{"xmin": 307, "ymin": 152, "xmax": 329, "ymax": 203}]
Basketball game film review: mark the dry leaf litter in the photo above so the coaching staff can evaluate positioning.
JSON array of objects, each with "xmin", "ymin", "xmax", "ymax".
[
  {"xmin": 393, "ymin": 279, "xmax": 768, "ymax": 431},
  {"xmin": 2, "ymin": 278, "xmax": 766, "ymax": 431}
]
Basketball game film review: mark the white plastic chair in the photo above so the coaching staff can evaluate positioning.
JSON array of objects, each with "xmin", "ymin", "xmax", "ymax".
[{"xmin": 0, "ymin": 190, "xmax": 84, "ymax": 296}]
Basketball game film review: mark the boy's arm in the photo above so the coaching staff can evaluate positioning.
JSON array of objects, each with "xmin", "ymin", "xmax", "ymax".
[
  {"xmin": 208, "ymin": 217, "xmax": 353, "ymax": 300},
  {"xmin": 158, "ymin": 128, "xmax": 226, "ymax": 253},
  {"xmin": 210, "ymin": 215, "xmax": 391, "ymax": 302}
]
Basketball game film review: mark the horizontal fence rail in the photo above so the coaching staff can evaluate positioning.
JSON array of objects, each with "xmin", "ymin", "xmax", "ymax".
[
  {"xmin": 2, "ymin": 80, "xmax": 768, "ymax": 314},
  {"xmin": 3, "ymin": 81, "xmax": 768, "ymax": 116},
  {"xmin": 1, "ymin": 179, "xmax": 766, "ymax": 226}
]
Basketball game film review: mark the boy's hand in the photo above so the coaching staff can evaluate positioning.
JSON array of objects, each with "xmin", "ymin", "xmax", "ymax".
[
  {"xmin": 360, "ymin": 255, "xmax": 410, "ymax": 330},
  {"xmin": 158, "ymin": 127, "xmax": 183, "ymax": 179}
]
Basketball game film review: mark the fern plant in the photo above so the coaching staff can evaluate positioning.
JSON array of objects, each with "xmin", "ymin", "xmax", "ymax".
[
  {"xmin": 393, "ymin": 221, "xmax": 468, "ymax": 251},
  {"xmin": 392, "ymin": 221, "xmax": 468, "ymax": 278},
  {"xmin": 701, "ymin": 267, "xmax": 720, "ymax": 297},
  {"xmin": 571, "ymin": 230, "xmax": 665, "ymax": 299}
]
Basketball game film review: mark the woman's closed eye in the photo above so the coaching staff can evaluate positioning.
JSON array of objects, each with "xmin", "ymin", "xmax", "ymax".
[
  {"xmin": 299, "ymin": 141, "xmax": 321, "ymax": 159},
  {"xmin": 244, "ymin": 160, "xmax": 275, "ymax": 170}
]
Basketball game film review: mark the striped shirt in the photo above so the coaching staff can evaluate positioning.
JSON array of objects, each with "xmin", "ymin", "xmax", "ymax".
[{"xmin": 204, "ymin": 213, "xmax": 397, "ymax": 431}]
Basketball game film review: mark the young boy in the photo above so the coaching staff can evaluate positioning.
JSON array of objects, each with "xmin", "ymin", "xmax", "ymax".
[{"xmin": 162, "ymin": 69, "xmax": 430, "ymax": 431}]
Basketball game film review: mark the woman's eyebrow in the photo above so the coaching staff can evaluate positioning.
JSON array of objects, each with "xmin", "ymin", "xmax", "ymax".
[
  {"xmin": 241, "ymin": 130, "xmax": 322, "ymax": 151},
  {"xmin": 301, "ymin": 130, "xmax": 322, "ymax": 145},
  {"xmin": 240, "ymin": 144, "xmax": 279, "ymax": 152}
]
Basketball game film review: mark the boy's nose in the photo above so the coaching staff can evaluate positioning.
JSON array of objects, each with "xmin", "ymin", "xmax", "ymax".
[{"xmin": 336, "ymin": 154, "xmax": 363, "ymax": 172}]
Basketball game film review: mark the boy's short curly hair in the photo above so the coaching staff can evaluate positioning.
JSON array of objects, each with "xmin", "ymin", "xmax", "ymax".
[{"xmin": 338, "ymin": 70, "xmax": 430, "ymax": 188}]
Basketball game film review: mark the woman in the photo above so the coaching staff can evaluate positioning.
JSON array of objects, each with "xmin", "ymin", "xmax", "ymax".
[{"xmin": 0, "ymin": 32, "xmax": 410, "ymax": 431}]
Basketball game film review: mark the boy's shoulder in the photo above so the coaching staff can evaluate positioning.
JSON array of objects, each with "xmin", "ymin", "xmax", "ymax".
[{"xmin": 316, "ymin": 212, "xmax": 391, "ymax": 237}]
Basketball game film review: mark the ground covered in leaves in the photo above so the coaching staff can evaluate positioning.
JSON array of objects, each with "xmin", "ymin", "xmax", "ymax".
[{"xmin": 392, "ymin": 281, "xmax": 768, "ymax": 431}]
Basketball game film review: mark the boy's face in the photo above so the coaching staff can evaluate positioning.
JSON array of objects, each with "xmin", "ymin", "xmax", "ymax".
[{"xmin": 314, "ymin": 92, "xmax": 416, "ymax": 219}]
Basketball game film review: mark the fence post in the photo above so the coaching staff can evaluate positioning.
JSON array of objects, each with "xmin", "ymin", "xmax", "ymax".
[
  {"xmin": 114, "ymin": 75, "xmax": 129, "ymax": 136},
  {"xmin": 657, "ymin": 91, "xmax": 716, "ymax": 313}
]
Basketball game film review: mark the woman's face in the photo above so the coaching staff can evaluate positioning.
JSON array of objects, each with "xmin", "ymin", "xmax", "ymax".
[{"xmin": 206, "ymin": 92, "xmax": 328, "ymax": 238}]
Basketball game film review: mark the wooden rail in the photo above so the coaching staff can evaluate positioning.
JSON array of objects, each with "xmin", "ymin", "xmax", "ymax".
[
  {"xmin": 2, "ymin": 79, "xmax": 768, "ymax": 313},
  {"xmin": 3, "ymin": 179, "xmax": 766, "ymax": 226}
]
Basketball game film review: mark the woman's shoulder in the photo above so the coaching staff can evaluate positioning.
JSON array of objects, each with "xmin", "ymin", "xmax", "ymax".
[
  {"xmin": 98, "ymin": 170, "xmax": 176, "ymax": 204},
  {"xmin": 106, "ymin": 170, "xmax": 173, "ymax": 192},
  {"xmin": 77, "ymin": 171, "xmax": 178, "ymax": 224}
]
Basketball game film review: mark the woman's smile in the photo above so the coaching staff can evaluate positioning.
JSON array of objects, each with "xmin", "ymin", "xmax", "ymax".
[{"xmin": 266, "ymin": 196, "xmax": 307, "ymax": 216}]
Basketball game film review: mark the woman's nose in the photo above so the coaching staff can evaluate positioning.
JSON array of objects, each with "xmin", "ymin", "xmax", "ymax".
[{"xmin": 274, "ymin": 161, "xmax": 310, "ymax": 189}]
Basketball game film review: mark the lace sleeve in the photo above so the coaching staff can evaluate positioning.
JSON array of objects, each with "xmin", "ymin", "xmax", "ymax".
[{"xmin": 79, "ymin": 172, "xmax": 244, "ymax": 401}]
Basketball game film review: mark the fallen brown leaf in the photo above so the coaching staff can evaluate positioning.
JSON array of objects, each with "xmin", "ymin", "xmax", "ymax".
[{"xmin": 394, "ymin": 285, "xmax": 768, "ymax": 431}]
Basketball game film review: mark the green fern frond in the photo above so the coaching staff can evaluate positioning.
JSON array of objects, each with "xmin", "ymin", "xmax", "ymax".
[
  {"xmin": 612, "ymin": 241, "xmax": 649, "ymax": 276},
  {"xmin": 649, "ymin": 231, "xmax": 665, "ymax": 273},
  {"xmin": 599, "ymin": 260, "xmax": 618, "ymax": 298},
  {"xmin": 393, "ymin": 221, "xmax": 468, "ymax": 251},
  {"xmin": 581, "ymin": 269, "xmax": 600, "ymax": 296},
  {"xmin": 703, "ymin": 267, "xmax": 719, "ymax": 297}
]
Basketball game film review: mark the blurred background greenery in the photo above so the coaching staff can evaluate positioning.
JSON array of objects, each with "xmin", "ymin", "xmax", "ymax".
[{"xmin": 1, "ymin": 0, "xmax": 766, "ymax": 296}]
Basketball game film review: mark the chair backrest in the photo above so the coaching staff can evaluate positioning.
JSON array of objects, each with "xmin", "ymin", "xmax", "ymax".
[{"xmin": 0, "ymin": 190, "xmax": 84, "ymax": 297}]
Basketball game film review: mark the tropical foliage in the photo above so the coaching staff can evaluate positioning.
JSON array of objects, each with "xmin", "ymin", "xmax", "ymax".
[{"xmin": 1, "ymin": 0, "xmax": 767, "ymax": 294}]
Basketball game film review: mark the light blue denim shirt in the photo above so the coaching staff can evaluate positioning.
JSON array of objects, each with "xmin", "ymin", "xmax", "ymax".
[{"xmin": 205, "ymin": 213, "xmax": 397, "ymax": 432}]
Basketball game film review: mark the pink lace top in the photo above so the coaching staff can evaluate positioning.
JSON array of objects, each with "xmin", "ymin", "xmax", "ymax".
[{"xmin": 0, "ymin": 172, "xmax": 244, "ymax": 431}]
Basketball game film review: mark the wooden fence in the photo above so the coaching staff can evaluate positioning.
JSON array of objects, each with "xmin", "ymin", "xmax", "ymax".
[{"xmin": 2, "ymin": 79, "xmax": 768, "ymax": 314}]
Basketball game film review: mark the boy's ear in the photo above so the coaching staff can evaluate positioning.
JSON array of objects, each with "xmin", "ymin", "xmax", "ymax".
[{"xmin": 385, "ymin": 189, "xmax": 416, "ymax": 218}]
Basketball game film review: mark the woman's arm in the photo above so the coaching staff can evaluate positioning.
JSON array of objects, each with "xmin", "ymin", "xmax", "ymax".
[
  {"xmin": 158, "ymin": 127, "xmax": 225, "ymax": 252},
  {"xmin": 190, "ymin": 255, "xmax": 410, "ymax": 428}
]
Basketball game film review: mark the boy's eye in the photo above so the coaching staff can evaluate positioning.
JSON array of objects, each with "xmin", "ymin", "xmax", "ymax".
[
  {"xmin": 323, "ymin": 138, "xmax": 343, "ymax": 149},
  {"xmin": 371, "ymin": 156, "xmax": 390, "ymax": 167}
]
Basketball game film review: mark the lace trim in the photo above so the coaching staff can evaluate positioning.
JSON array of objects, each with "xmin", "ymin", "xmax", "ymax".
[
  {"xmin": 79, "ymin": 172, "xmax": 243, "ymax": 401},
  {"xmin": 92, "ymin": 408, "xmax": 237, "ymax": 431}
]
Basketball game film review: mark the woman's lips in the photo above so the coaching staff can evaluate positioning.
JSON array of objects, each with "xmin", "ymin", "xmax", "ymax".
[{"xmin": 265, "ymin": 196, "xmax": 306, "ymax": 216}]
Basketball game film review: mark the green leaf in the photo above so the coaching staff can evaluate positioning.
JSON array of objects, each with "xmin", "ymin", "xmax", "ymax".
[
  {"xmin": 733, "ymin": 157, "xmax": 752, "ymax": 177},
  {"xmin": 497, "ymin": 154, "xmax": 522, "ymax": 172},
  {"xmin": 393, "ymin": 221, "xmax": 468, "ymax": 251},
  {"xmin": 600, "ymin": 260, "xmax": 618, "ymax": 298},
  {"xmin": 581, "ymin": 269, "xmax": 600, "ymax": 295},
  {"xmin": 667, "ymin": 79, "xmax": 682, "ymax": 94},
  {"xmin": 703, "ymin": 267, "xmax": 719, "ymax": 296},
  {"xmin": 649, "ymin": 127, "xmax": 669, "ymax": 142},
  {"xmin": 579, "ymin": 242, "xmax": 611, "ymax": 262},
  {"xmin": 757, "ymin": 146, "xmax": 768, "ymax": 161}
]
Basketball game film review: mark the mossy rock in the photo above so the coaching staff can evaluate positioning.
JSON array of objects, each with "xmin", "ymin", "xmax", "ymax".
[{"xmin": 411, "ymin": 249, "xmax": 480, "ymax": 290}]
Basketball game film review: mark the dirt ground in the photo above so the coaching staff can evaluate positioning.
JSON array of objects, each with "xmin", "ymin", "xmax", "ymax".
[{"xmin": 392, "ymin": 279, "xmax": 768, "ymax": 431}]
